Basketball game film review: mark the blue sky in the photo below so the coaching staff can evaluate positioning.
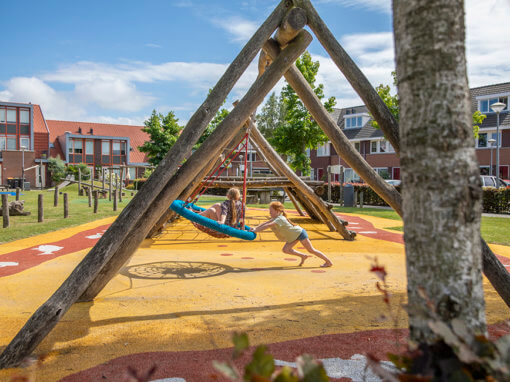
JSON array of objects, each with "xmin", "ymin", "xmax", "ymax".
[{"xmin": 1, "ymin": 0, "xmax": 509, "ymax": 126}]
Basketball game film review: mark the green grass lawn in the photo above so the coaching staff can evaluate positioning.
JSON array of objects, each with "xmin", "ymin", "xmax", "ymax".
[
  {"xmin": 0, "ymin": 183, "xmax": 135, "ymax": 244},
  {"xmin": 2, "ymin": 192, "xmax": 508, "ymax": 246},
  {"xmin": 331, "ymin": 206, "xmax": 510, "ymax": 247}
]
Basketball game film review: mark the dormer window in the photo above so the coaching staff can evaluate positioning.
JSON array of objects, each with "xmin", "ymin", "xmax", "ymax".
[
  {"xmin": 478, "ymin": 95, "xmax": 508, "ymax": 113},
  {"xmin": 344, "ymin": 112, "xmax": 369, "ymax": 129},
  {"xmin": 316, "ymin": 142, "xmax": 330, "ymax": 157}
]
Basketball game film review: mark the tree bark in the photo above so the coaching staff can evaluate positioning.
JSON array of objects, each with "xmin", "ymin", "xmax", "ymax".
[
  {"xmin": 394, "ymin": 0, "xmax": 486, "ymax": 341},
  {"xmin": 263, "ymin": 37, "xmax": 403, "ymax": 216}
]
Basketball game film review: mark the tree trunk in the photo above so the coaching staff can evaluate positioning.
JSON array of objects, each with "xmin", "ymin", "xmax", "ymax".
[{"xmin": 394, "ymin": 0, "xmax": 486, "ymax": 341}]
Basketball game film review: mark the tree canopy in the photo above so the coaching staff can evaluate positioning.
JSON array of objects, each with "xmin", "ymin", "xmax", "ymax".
[
  {"xmin": 258, "ymin": 52, "xmax": 335, "ymax": 175},
  {"xmin": 139, "ymin": 110, "xmax": 183, "ymax": 167}
]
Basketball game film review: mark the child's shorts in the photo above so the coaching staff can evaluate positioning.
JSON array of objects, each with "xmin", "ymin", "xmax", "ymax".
[{"xmin": 297, "ymin": 228, "xmax": 308, "ymax": 241}]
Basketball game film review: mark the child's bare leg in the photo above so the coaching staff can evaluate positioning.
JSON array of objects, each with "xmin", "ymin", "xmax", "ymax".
[
  {"xmin": 300, "ymin": 238, "xmax": 332, "ymax": 267},
  {"xmin": 199, "ymin": 203, "xmax": 222, "ymax": 221},
  {"xmin": 282, "ymin": 241, "xmax": 310, "ymax": 266}
]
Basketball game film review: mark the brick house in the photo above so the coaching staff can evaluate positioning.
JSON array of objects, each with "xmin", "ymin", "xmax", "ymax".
[
  {"xmin": 0, "ymin": 101, "xmax": 150, "ymax": 188},
  {"xmin": 310, "ymin": 82, "xmax": 510, "ymax": 182}
]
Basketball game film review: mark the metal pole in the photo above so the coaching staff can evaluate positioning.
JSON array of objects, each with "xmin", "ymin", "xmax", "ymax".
[
  {"xmin": 490, "ymin": 143, "xmax": 493, "ymax": 176},
  {"xmin": 496, "ymin": 111, "xmax": 500, "ymax": 187},
  {"xmin": 21, "ymin": 148, "xmax": 25, "ymax": 191}
]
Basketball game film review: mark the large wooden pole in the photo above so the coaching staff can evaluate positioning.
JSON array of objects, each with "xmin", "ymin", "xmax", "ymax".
[
  {"xmin": 2, "ymin": 194, "xmax": 9, "ymax": 228},
  {"xmin": 77, "ymin": 31, "xmax": 311, "ymax": 303},
  {"xmin": 295, "ymin": 0, "xmax": 400, "ymax": 154},
  {"xmin": 263, "ymin": 38, "xmax": 403, "ymax": 216},
  {"xmin": 0, "ymin": 3, "xmax": 293, "ymax": 368},
  {"xmin": 250, "ymin": 121, "xmax": 354, "ymax": 239}
]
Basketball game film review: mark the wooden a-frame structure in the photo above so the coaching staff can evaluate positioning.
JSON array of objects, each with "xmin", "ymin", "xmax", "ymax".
[{"xmin": 1, "ymin": 0, "xmax": 509, "ymax": 368}]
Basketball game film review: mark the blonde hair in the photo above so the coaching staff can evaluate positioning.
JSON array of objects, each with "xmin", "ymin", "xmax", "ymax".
[
  {"xmin": 269, "ymin": 201, "xmax": 296, "ymax": 225},
  {"xmin": 227, "ymin": 188, "xmax": 241, "ymax": 225}
]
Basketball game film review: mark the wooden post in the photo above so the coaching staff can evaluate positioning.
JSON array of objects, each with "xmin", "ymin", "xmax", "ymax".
[
  {"xmin": 78, "ymin": 168, "xmax": 82, "ymax": 196},
  {"xmin": 359, "ymin": 191, "xmax": 364, "ymax": 208},
  {"xmin": 339, "ymin": 167, "xmax": 344, "ymax": 205},
  {"xmin": 2, "ymin": 194, "xmax": 9, "ymax": 228},
  {"xmin": 102, "ymin": 168, "xmax": 105, "ymax": 190},
  {"xmin": 88, "ymin": 187, "xmax": 92, "ymax": 207},
  {"xmin": 119, "ymin": 167, "xmax": 124, "ymax": 203},
  {"xmin": 113, "ymin": 190, "xmax": 117, "ymax": 211},
  {"xmin": 284, "ymin": 187, "xmax": 305, "ymax": 216},
  {"xmin": 327, "ymin": 166, "xmax": 332, "ymax": 202},
  {"xmin": 0, "ymin": 4, "xmax": 295, "ymax": 367},
  {"xmin": 109, "ymin": 168, "xmax": 113, "ymax": 201},
  {"xmin": 38, "ymin": 194, "xmax": 44, "ymax": 222},
  {"xmin": 93, "ymin": 191, "xmax": 98, "ymax": 213},
  {"xmin": 54, "ymin": 186, "xmax": 59, "ymax": 207},
  {"xmin": 353, "ymin": 190, "xmax": 358, "ymax": 208},
  {"xmin": 263, "ymin": 37, "xmax": 403, "ymax": 216},
  {"xmin": 295, "ymin": 0, "xmax": 400, "ymax": 154},
  {"xmin": 63, "ymin": 193, "xmax": 68, "ymax": 218},
  {"xmin": 250, "ymin": 121, "xmax": 354, "ymax": 239},
  {"xmin": 15, "ymin": 187, "xmax": 20, "ymax": 201}
]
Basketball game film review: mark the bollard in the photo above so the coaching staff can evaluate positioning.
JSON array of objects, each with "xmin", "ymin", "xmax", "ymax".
[
  {"xmin": 63, "ymin": 193, "xmax": 69, "ymax": 218},
  {"xmin": 88, "ymin": 187, "xmax": 92, "ymax": 207},
  {"xmin": 15, "ymin": 187, "xmax": 20, "ymax": 201},
  {"xmin": 353, "ymin": 190, "xmax": 358, "ymax": 207},
  {"xmin": 2, "ymin": 194, "xmax": 9, "ymax": 228},
  {"xmin": 54, "ymin": 186, "xmax": 59, "ymax": 207},
  {"xmin": 360, "ymin": 191, "xmax": 364, "ymax": 208},
  {"xmin": 93, "ymin": 191, "xmax": 98, "ymax": 214},
  {"xmin": 38, "ymin": 194, "xmax": 44, "ymax": 222},
  {"xmin": 78, "ymin": 168, "xmax": 83, "ymax": 196},
  {"xmin": 113, "ymin": 190, "xmax": 117, "ymax": 211},
  {"xmin": 109, "ymin": 168, "xmax": 113, "ymax": 201}
]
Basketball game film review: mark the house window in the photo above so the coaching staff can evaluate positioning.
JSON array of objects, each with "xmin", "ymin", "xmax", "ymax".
[
  {"xmin": 370, "ymin": 139, "xmax": 395, "ymax": 153},
  {"xmin": 102, "ymin": 141, "xmax": 111, "ymax": 164},
  {"xmin": 85, "ymin": 140, "xmax": 94, "ymax": 164},
  {"xmin": 317, "ymin": 142, "xmax": 330, "ymax": 157},
  {"xmin": 345, "ymin": 116, "xmax": 363, "ymax": 129},
  {"xmin": 344, "ymin": 168, "xmax": 360, "ymax": 183},
  {"xmin": 7, "ymin": 136, "xmax": 16, "ymax": 150},
  {"xmin": 477, "ymin": 132, "xmax": 501, "ymax": 148},
  {"xmin": 479, "ymin": 96, "xmax": 508, "ymax": 113},
  {"xmin": 374, "ymin": 167, "xmax": 390, "ymax": 179},
  {"xmin": 112, "ymin": 140, "xmax": 126, "ymax": 164},
  {"xmin": 20, "ymin": 137, "xmax": 30, "ymax": 150},
  {"xmin": 354, "ymin": 142, "xmax": 360, "ymax": 152},
  {"xmin": 0, "ymin": 106, "xmax": 31, "ymax": 150}
]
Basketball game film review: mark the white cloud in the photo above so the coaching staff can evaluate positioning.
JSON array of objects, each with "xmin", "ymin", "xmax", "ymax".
[
  {"xmin": 212, "ymin": 16, "xmax": 258, "ymax": 43},
  {"xmin": 317, "ymin": 0, "xmax": 391, "ymax": 14},
  {"xmin": 145, "ymin": 43, "xmax": 162, "ymax": 48},
  {"xmin": 465, "ymin": 0, "xmax": 510, "ymax": 87}
]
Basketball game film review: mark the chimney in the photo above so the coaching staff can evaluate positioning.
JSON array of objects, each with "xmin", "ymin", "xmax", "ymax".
[
  {"xmin": 78, "ymin": 127, "xmax": 82, "ymax": 134},
  {"xmin": 89, "ymin": 128, "xmax": 94, "ymax": 135}
]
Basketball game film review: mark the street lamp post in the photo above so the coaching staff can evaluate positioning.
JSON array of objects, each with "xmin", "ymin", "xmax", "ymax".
[
  {"xmin": 488, "ymin": 138, "xmax": 496, "ymax": 176},
  {"xmin": 490, "ymin": 102, "xmax": 506, "ymax": 187},
  {"xmin": 20, "ymin": 145, "xmax": 27, "ymax": 191}
]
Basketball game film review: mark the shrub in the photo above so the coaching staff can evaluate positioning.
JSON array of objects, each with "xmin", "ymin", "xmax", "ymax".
[
  {"xmin": 482, "ymin": 187, "xmax": 510, "ymax": 214},
  {"xmin": 132, "ymin": 178, "xmax": 147, "ymax": 190},
  {"xmin": 67, "ymin": 163, "xmax": 91, "ymax": 180},
  {"xmin": 47, "ymin": 157, "xmax": 67, "ymax": 183}
]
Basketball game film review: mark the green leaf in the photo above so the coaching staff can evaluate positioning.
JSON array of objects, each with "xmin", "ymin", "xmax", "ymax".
[
  {"xmin": 233, "ymin": 332, "xmax": 250, "ymax": 359},
  {"xmin": 244, "ymin": 345, "xmax": 275, "ymax": 381},
  {"xmin": 273, "ymin": 366, "xmax": 299, "ymax": 382},
  {"xmin": 296, "ymin": 355, "xmax": 329, "ymax": 381},
  {"xmin": 213, "ymin": 360, "xmax": 240, "ymax": 380}
]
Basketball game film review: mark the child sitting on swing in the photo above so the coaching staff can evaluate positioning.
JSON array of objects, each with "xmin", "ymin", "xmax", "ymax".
[
  {"xmin": 250, "ymin": 201, "xmax": 333, "ymax": 267},
  {"xmin": 199, "ymin": 187, "xmax": 243, "ymax": 227}
]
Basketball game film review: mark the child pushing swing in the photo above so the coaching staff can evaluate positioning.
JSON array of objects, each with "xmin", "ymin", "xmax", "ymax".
[{"xmin": 250, "ymin": 201, "xmax": 333, "ymax": 267}]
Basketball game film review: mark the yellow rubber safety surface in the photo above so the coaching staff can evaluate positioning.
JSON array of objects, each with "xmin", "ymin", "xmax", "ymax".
[{"xmin": 0, "ymin": 208, "xmax": 508, "ymax": 381}]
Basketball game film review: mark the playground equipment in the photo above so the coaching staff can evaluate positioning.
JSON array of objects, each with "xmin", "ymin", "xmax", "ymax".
[{"xmin": 1, "ymin": 0, "xmax": 508, "ymax": 369}]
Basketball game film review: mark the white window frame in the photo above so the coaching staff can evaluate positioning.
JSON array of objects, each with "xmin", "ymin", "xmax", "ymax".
[
  {"xmin": 0, "ymin": 137, "xmax": 5, "ymax": 150},
  {"xmin": 476, "ymin": 131, "xmax": 501, "ymax": 148},
  {"xmin": 6, "ymin": 136, "xmax": 16, "ymax": 150},
  {"xmin": 19, "ymin": 109, "xmax": 30, "ymax": 124},
  {"xmin": 374, "ymin": 167, "xmax": 391, "ymax": 179},
  {"xmin": 370, "ymin": 139, "xmax": 395, "ymax": 154},
  {"xmin": 477, "ymin": 93, "xmax": 509, "ymax": 113},
  {"xmin": 344, "ymin": 168, "xmax": 360, "ymax": 183},
  {"xmin": 344, "ymin": 112, "xmax": 370, "ymax": 129},
  {"xmin": 20, "ymin": 137, "xmax": 30, "ymax": 150},
  {"xmin": 354, "ymin": 142, "xmax": 360, "ymax": 152},
  {"xmin": 6, "ymin": 109, "xmax": 16, "ymax": 123},
  {"xmin": 316, "ymin": 142, "xmax": 330, "ymax": 157}
]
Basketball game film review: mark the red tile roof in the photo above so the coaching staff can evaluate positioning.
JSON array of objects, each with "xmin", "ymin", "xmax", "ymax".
[
  {"xmin": 46, "ymin": 120, "xmax": 150, "ymax": 164},
  {"xmin": 32, "ymin": 104, "xmax": 49, "ymax": 134}
]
